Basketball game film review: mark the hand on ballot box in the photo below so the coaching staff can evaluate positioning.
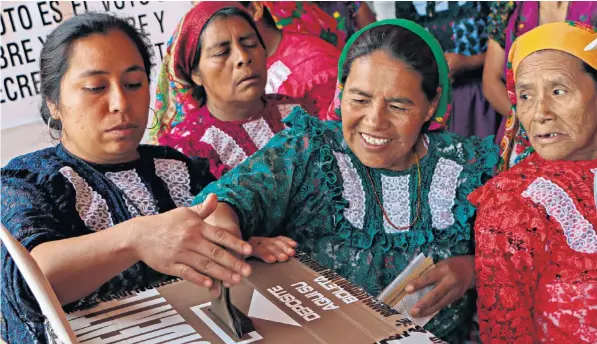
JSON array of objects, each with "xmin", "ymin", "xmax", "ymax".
[{"xmin": 248, "ymin": 236, "xmax": 298, "ymax": 263}]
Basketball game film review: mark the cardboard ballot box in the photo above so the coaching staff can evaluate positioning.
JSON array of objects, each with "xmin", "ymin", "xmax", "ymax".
[{"xmin": 50, "ymin": 253, "xmax": 444, "ymax": 344}]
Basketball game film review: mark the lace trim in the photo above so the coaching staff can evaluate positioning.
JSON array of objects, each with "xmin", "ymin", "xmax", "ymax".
[
  {"xmin": 333, "ymin": 152, "xmax": 366, "ymax": 229},
  {"xmin": 59, "ymin": 167, "xmax": 114, "ymax": 231},
  {"xmin": 265, "ymin": 60, "xmax": 292, "ymax": 94},
  {"xmin": 242, "ymin": 117, "xmax": 275, "ymax": 150},
  {"xmin": 522, "ymin": 177, "xmax": 597, "ymax": 254},
  {"xmin": 287, "ymin": 108, "xmax": 373, "ymax": 249},
  {"xmin": 154, "ymin": 159, "xmax": 195, "ymax": 208},
  {"xmin": 429, "ymin": 158, "xmax": 463, "ymax": 230},
  {"xmin": 200, "ymin": 126, "xmax": 248, "ymax": 168},
  {"xmin": 105, "ymin": 170, "xmax": 158, "ymax": 217},
  {"xmin": 380, "ymin": 175, "xmax": 411, "ymax": 233},
  {"xmin": 288, "ymin": 107, "xmax": 499, "ymax": 255}
]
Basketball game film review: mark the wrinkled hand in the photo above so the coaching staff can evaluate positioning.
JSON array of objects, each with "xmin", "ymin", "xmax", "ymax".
[
  {"xmin": 406, "ymin": 255, "xmax": 475, "ymax": 317},
  {"xmin": 249, "ymin": 236, "xmax": 297, "ymax": 263},
  {"xmin": 444, "ymin": 52, "xmax": 466, "ymax": 79},
  {"xmin": 134, "ymin": 194, "xmax": 252, "ymax": 289}
]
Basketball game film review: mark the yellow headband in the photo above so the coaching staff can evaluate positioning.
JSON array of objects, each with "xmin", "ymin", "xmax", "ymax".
[{"xmin": 509, "ymin": 21, "xmax": 597, "ymax": 81}]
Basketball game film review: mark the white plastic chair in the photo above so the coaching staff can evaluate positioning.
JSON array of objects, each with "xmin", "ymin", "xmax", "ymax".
[{"xmin": 0, "ymin": 224, "xmax": 78, "ymax": 344}]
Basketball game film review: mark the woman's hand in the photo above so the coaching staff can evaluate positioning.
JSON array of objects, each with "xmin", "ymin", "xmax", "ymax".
[
  {"xmin": 249, "ymin": 236, "xmax": 297, "ymax": 263},
  {"xmin": 133, "ymin": 194, "xmax": 252, "ymax": 289},
  {"xmin": 405, "ymin": 255, "xmax": 475, "ymax": 317}
]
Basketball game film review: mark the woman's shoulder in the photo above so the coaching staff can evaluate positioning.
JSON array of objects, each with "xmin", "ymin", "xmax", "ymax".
[
  {"xmin": 467, "ymin": 153, "xmax": 545, "ymax": 207},
  {"xmin": 428, "ymin": 131, "xmax": 499, "ymax": 168},
  {"xmin": 1, "ymin": 147, "xmax": 71, "ymax": 204},
  {"xmin": 256, "ymin": 106, "xmax": 343, "ymax": 154},
  {"xmin": 2, "ymin": 147, "xmax": 64, "ymax": 181},
  {"xmin": 283, "ymin": 106, "xmax": 342, "ymax": 138}
]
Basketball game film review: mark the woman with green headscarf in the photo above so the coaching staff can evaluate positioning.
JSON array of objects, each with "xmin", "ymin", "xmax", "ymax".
[{"xmin": 197, "ymin": 19, "xmax": 499, "ymax": 342}]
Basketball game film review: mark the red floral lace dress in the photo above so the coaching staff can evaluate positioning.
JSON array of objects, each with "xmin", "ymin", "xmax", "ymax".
[{"xmin": 469, "ymin": 152, "xmax": 597, "ymax": 343}]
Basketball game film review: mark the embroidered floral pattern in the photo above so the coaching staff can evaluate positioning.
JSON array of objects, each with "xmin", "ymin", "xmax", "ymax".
[
  {"xmin": 154, "ymin": 159, "xmax": 194, "ymax": 207},
  {"xmin": 265, "ymin": 60, "xmax": 292, "ymax": 94},
  {"xmin": 380, "ymin": 175, "xmax": 411, "ymax": 233},
  {"xmin": 471, "ymin": 153, "xmax": 597, "ymax": 344},
  {"xmin": 200, "ymin": 126, "xmax": 248, "ymax": 168},
  {"xmin": 242, "ymin": 118, "xmax": 275, "ymax": 150},
  {"xmin": 429, "ymin": 158, "xmax": 463, "ymax": 230},
  {"xmin": 105, "ymin": 170, "xmax": 158, "ymax": 217},
  {"xmin": 333, "ymin": 152, "xmax": 366, "ymax": 229},
  {"xmin": 522, "ymin": 177, "xmax": 597, "ymax": 254},
  {"xmin": 539, "ymin": 282, "xmax": 597, "ymax": 341},
  {"xmin": 59, "ymin": 167, "xmax": 114, "ymax": 231}
]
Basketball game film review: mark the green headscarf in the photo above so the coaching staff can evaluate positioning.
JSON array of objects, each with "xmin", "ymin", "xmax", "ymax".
[{"xmin": 330, "ymin": 19, "xmax": 452, "ymax": 131}]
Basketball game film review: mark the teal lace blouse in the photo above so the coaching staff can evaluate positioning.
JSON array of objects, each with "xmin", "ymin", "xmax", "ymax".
[{"xmin": 195, "ymin": 107, "xmax": 498, "ymax": 342}]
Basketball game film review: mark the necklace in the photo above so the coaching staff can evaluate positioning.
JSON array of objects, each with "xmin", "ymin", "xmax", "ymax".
[{"xmin": 364, "ymin": 152, "xmax": 422, "ymax": 231}]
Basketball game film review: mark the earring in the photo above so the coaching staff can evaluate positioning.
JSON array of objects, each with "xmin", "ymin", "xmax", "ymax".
[
  {"xmin": 47, "ymin": 117, "xmax": 61, "ymax": 141},
  {"xmin": 147, "ymin": 108, "xmax": 159, "ymax": 129}
]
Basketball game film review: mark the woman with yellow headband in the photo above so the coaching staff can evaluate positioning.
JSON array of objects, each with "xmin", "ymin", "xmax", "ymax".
[
  {"xmin": 194, "ymin": 19, "xmax": 499, "ymax": 343},
  {"xmin": 469, "ymin": 21, "xmax": 597, "ymax": 343}
]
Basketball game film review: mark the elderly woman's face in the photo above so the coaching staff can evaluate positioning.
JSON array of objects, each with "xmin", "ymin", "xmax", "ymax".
[
  {"xmin": 52, "ymin": 29, "xmax": 150, "ymax": 164},
  {"xmin": 341, "ymin": 50, "xmax": 437, "ymax": 170},
  {"xmin": 193, "ymin": 15, "xmax": 266, "ymax": 107},
  {"xmin": 515, "ymin": 51, "xmax": 597, "ymax": 161}
]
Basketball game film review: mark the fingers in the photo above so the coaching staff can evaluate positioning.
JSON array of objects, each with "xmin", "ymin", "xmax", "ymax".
[
  {"xmin": 249, "ymin": 236, "xmax": 296, "ymax": 263},
  {"xmin": 405, "ymin": 266, "xmax": 442, "ymax": 293},
  {"xmin": 202, "ymin": 223, "xmax": 252, "ymax": 259},
  {"xmin": 415, "ymin": 289, "xmax": 460, "ymax": 317},
  {"xmin": 252, "ymin": 244, "xmax": 277, "ymax": 263},
  {"xmin": 278, "ymin": 236, "xmax": 298, "ymax": 248},
  {"xmin": 409, "ymin": 264, "xmax": 460, "ymax": 317},
  {"xmin": 209, "ymin": 282, "xmax": 222, "ymax": 298},
  {"xmin": 190, "ymin": 194, "xmax": 218, "ymax": 219},
  {"xmin": 262, "ymin": 240, "xmax": 289, "ymax": 261},
  {"xmin": 171, "ymin": 263, "xmax": 213, "ymax": 288},
  {"xmin": 178, "ymin": 252, "xmax": 244, "ymax": 286},
  {"xmin": 410, "ymin": 283, "xmax": 446, "ymax": 317},
  {"xmin": 271, "ymin": 236, "xmax": 296, "ymax": 257},
  {"xmin": 192, "ymin": 238, "xmax": 252, "ymax": 278}
]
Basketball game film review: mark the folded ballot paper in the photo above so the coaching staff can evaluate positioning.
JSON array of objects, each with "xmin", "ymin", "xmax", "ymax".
[
  {"xmin": 378, "ymin": 253, "xmax": 439, "ymax": 327},
  {"xmin": 48, "ymin": 252, "xmax": 445, "ymax": 344}
]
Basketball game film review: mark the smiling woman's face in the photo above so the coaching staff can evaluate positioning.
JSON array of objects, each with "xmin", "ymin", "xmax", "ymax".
[
  {"xmin": 341, "ymin": 50, "xmax": 438, "ymax": 171},
  {"xmin": 515, "ymin": 50, "xmax": 597, "ymax": 161}
]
